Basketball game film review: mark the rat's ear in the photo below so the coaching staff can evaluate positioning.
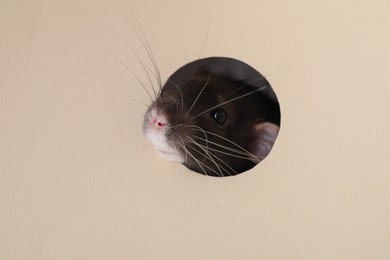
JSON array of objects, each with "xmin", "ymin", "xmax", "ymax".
[{"xmin": 250, "ymin": 122, "xmax": 279, "ymax": 163}]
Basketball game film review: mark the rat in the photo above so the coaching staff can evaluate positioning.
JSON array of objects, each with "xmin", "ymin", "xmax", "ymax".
[{"xmin": 142, "ymin": 57, "xmax": 280, "ymax": 177}]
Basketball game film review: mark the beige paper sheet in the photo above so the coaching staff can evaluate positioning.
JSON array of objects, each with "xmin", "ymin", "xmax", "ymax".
[{"xmin": 1, "ymin": 0, "xmax": 389, "ymax": 259}]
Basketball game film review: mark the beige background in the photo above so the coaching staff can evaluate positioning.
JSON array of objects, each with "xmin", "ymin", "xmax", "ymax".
[{"xmin": 1, "ymin": 0, "xmax": 390, "ymax": 259}]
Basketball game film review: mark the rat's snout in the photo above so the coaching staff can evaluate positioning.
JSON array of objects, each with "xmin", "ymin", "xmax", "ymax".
[
  {"xmin": 143, "ymin": 108, "xmax": 183, "ymax": 163},
  {"xmin": 149, "ymin": 109, "xmax": 167, "ymax": 130},
  {"xmin": 152, "ymin": 117, "xmax": 166, "ymax": 129}
]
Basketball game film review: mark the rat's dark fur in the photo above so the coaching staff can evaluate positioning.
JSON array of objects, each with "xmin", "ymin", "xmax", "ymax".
[{"xmin": 145, "ymin": 57, "xmax": 280, "ymax": 176}]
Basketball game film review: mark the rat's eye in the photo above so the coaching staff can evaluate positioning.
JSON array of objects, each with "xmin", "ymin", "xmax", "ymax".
[{"xmin": 212, "ymin": 109, "xmax": 227, "ymax": 125}]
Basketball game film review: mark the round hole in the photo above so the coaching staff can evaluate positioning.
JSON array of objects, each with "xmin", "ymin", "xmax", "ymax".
[{"xmin": 144, "ymin": 57, "xmax": 280, "ymax": 177}]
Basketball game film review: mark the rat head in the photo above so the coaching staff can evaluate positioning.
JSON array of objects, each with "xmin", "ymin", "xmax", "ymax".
[{"xmin": 143, "ymin": 57, "xmax": 280, "ymax": 176}]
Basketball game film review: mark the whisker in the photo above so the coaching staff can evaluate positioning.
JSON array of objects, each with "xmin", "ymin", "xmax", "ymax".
[
  {"xmin": 193, "ymin": 135, "xmax": 255, "ymax": 158},
  {"xmin": 120, "ymin": 0, "xmax": 163, "ymax": 90},
  {"xmin": 109, "ymin": 95, "xmax": 149, "ymax": 108},
  {"xmin": 191, "ymin": 86, "xmax": 268, "ymax": 120},
  {"xmin": 192, "ymin": 129, "xmax": 260, "ymax": 161},
  {"xmin": 128, "ymin": 129, "xmax": 143, "ymax": 138},
  {"xmin": 186, "ymin": 73, "xmax": 211, "ymax": 116},
  {"xmin": 178, "ymin": 140, "xmax": 208, "ymax": 176},
  {"xmin": 198, "ymin": 16, "xmax": 210, "ymax": 58},
  {"xmin": 207, "ymin": 151, "xmax": 236, "ymax": 176},
  {"xmin": 89, "ymin": 14, "xmax": 158, "ymax": 98},
  {"xmin": 187, "ymin": 136, "xmax": 224, "ymax": 177},
  {"xmin": 114, "ymin": 80, "xmax": 151, "ymax": 105},
  {"xmin": 179, "ymin": 137, "xmax": 188, "ymax": 165},
  {"xmin": 82, "ymin": 37, "xmax": 154, "ymax": 102},
  {"xmin": 109, "ymin": 111, "xmax": 143, "ymax": 120},
  {"xmin": 166, "ymin": 124, "xmax": 183, "ymax": 135},
  {"xmin": 186, "ymin": 145, "xmax": 222, "ymax": 176},
  {"xmin": 185, "ymin": 125, "xmax": 209, "ymax": 148},
  {"xmin": 198, "ymin": 146, "xmax": 236, "ymax": 176},
  {"xmin": 221, "ymin": 77, "xmax": 268, "ymax": 100},
  {"xmin": 263, "ymin": 53, "xmax": 308, "ymax": 79},
  {"xmin": 168, "ymin": 80, "xmax": 185, "ymax": 114},
  {"xmin": 161, "ymin": 92, "xmax": 179, "ymax": 115},
  {"xmin": 197, "ymin": 143, "xmax": 259, "ymax": 161},
  {"xmin": 189, "ymin": 148, "xmax": 224, "ymax": 177},
  {"xmin": 172, "ymin": 143, "xmax": 182, "ymax": 163}
]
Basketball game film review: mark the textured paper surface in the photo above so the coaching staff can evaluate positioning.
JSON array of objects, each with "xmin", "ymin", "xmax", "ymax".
[{"xmin": 1, "ymin": 0, "xmax": 390, "ymax": 259}]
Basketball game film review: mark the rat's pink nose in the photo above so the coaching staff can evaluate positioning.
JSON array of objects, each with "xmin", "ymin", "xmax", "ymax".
[{"xmin": 151, "ymin": 115, "xmax": 167, "ymax": 129}]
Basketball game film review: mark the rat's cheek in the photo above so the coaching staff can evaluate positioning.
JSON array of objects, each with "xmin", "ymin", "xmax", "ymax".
[
  {"xmin": 149, "ymin": 132, "xmax": 183, "ymax": 163},
  {"xmin": 142, "ymin": 116, "xmax": 183, "ymax": 163}
]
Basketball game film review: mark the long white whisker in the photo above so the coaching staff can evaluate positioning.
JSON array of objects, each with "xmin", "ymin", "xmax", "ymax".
[
  {"xmin": 168, "ymin": 80, "xmax": 185, "ymax": 114},
  {"xmin": 221, "ymin": 77, "xmax": 268, "ymax": 100},
  {"xmin": 186, "ymin": 73, "xmax": 211, "ymax": 116},
  {"xmin": 264, "ymin": 53, "xmax": 308, "ymax": 79},
  {"xmin": 172, "ymin": 143, "xmax": 182, "ymax": 163},
  {"xmin": 120, "ymin": 0, "xmax": 163, "ymax": 89},
  {"xmin": 109, "ymin": 111, "xmax": 143, "ymax": 120},
  {"xmin": 161, "ymin": 92, "xmax": 179, "ymax": 114},
  {"xmin": 124, "ymin": 129, "xmax": 144, "ymax": 140},
  {"xmin": 191, "ymin": 86, "xmax": 267, "ymax": 120},
  {"xmin": 195, "ymin": 136, "xmax": 253, "ymax": 155},
  {"xmin": 179, "ymin": 137, "xmax": 188, "ymax": 165},
  {"xmin": 178, "ymin": 140, "xmax": 208, "ymax": 176},
  {"xmin": 192, "ymin": 129, "xmax": 260, "ymax": 161},
  {"xmin": 207, "ymin": 151, "xmax": 236, "ymax": 176},
  {"xmin": 89, "ymin": 14, "xmax": 158, "ymax": 97},
  {"xmin": 166, "ymin": 124, "xmax": 183, "ymax": 135},
  {"xmin": 196, "ymin": 146, "xmax": 236, "ymax": 176},
  {"xmin": 193, "ymin": 135, "xmax": 255, "ymax": 158},
  {"xmin": 198, "ymin": 16, "xmax": 210, "ymax": 58},
  {"xmin": 82, "ymin": 37, "xmax": 153, "ymax": 101},
  {"xmin": 197, "ymin": 144, "xmax": 259, "ymax": 161},
  {"xmin": 185, "ymin": 125, "xmax": 209, "ymax": 148},
  {"xmin": 189, "ymin": 146, "xmax": 224, "ymax": 177},
  {"xmin": 187, "ymin": 136, "xmax": 224, "ymax": 177},
  {"xmin": 109, "ymin": 95, "xmax": 148, "ymax": 108},
  {"xmin": 186, "ymin": 145, "xmax": 223, "ymax": 176}
]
